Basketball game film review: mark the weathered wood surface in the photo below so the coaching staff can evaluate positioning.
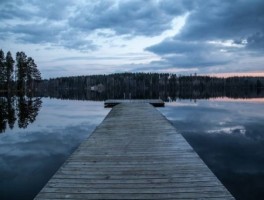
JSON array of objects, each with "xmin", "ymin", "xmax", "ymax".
[
  {"xmin": 104, "ymin": 99, "xmax": 164, "ymax": 107},
  {"xmin": 35, "ymin": 103, "xmax": 234, "ymax": 199}
]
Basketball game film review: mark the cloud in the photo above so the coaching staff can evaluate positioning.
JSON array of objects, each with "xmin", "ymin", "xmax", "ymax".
[
  {"xmin": 146, "ymin": 39, "xmax": 234, "ymax": 68},
  {"xmin": 0, "ymin": 0, "xmax": 96, "ymax": 51},
  {"xmin": 0, "ymin": 0, "xmax": 75, "ymax": 21},
  {"xmin": 1, "ymin": 0, "xmax": 264, "ymax": 76},
  {"xmin": 1, "ymin": 17, "xmax": 96, "ymax": 51},
  {"xmin": 245, "ymin": 32, "xmax": 264, "ymax": 51},
  {"xmin": 159, "ymin": 0, "xmax": 194, "ymax": 15},
  {"xmin": 146, "ymin": 39, "xmax": 217, "ymax": 55},
  {"xmin": 144, "ymin": 0, "xmax": 264, "ymax": 72},
  {"xmin": 0, "ymin": 0, "xmax": 189, "ymax": 51},
  {"xmin": 0, "ymin": 0, "xmax": 33, "ymax": 20},
  {"xmin": 176, "ymin": 0, "xmax": 264, "ymax": 50},
  {"xmin": 6, "ymin": 22, "xmax": 63, "ymax": 44},
  {"xmin": 58, "ymin": 29, "xmax": 98, "ymax": 51},
  {"xmin": 69, "ymin": 0, "xmax": 187, "ymax": 37},
  {"xmin": 32, "ymin": 0, "xmax": 76, "ymax": 20}
]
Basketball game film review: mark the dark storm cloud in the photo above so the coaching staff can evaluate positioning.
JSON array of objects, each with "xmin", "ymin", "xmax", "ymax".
[
  {"xmin": 159, "ymin": 0, "xmax": 194, "ymax": 15},
  {"xmin": 69, "ymin": 0, "xmax": 187, "ymax": 37},
  {"xmin": 245, "ymin": 32, "xmax": 264, "ymax": 50},
  {"xmin": 162, "ymin": 54, "xmax": 229, "ymax": 68},
  {"xmin": 6, "ymin": 22, "xmax": 62, "ymax": 44},
  {"xmin": 32, "ymin": 0, "xmax": 75, "ymax": 20},
  {"xmin": 0, "ymin": 0, "xmax": 31, "ymax": 20},
  {"xmin": 176, "ymin": 0, "xmax": 264, "ymax": 50},
  {"xmin": 0, "ymin": 0, "xmax": 189, "ymax": 51},
  {"xmin": 60, "ymin": 39, "xmax": 97, "ymax": 51},
  {"xmin": 146, "ymin": 39, "xmax": 216, "ymax": 55},
  {"xmin": 0, "ymin": 0, "xmax": 96, "ymax": 51},
  {"xmin": 1, "ymin": 0, "xmax": 264, "ymax": 70},
  {"xmin": 146, "ymin": 39, "xmax": 232, "ymax": 68},
  {"xmin": 0, "ymin": 0, "xmax": 74, "ymax": 21},
  {"xmin": 145, "ymin": 0, "xmax": 264, "ymax": 71},
  {"xmin": 0, "ymin": 3, "xmax": 96, "ymax": 51}
]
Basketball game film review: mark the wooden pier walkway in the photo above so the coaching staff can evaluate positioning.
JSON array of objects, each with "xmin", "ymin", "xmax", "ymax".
[
  {"xmin": 104, "ymin": 99, "xmax": 164, "ymax": 107},
  {"xmin": 35, "ymin": 102, "xmax": 234, "ymax": 199}
]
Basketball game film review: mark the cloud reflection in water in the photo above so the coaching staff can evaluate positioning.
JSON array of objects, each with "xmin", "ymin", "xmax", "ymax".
[
  {"xmin": 0, "ymin": 99, "xmax": 109, "ymax": 200},
  {"xmin": 207, "ymin": 125, "xmax": 246, "ymax": 135},
  {"xmin": 159, "ymin": 100, "xmax": 264, "ymax": 200}
]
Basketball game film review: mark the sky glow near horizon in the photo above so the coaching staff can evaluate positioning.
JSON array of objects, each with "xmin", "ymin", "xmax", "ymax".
[{"xmin": 0, "ymin": 0, "xmax": 264, "ymax": 79}]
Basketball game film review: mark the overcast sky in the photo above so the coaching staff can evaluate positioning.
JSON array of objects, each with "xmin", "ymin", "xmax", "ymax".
[{"xmin": 1, "ymin": 0, "xmax": 264, "ymax": 78}]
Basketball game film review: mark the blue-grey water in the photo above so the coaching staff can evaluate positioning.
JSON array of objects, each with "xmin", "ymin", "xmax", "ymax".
[
  {"xmin": 0, "ymin": 98, "xmax": 110, "ymax": 200},
  {"xmin": 0, "ymin": 98, "xmax": 264, "ymax": 199},
  {"xmin": 159, "ymin": 99, "xmax": 264, "ymax": 200}
]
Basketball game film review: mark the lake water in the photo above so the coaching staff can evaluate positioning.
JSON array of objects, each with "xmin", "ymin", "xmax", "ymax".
[
  {"xmin": 0, "ymin": 97, "xmax": 264, "ymax": 199},
  {"xmin": 0, "ymin": 98, "xmax": 110, "ymax": 200},
  {"xmin": 159, "ymin": 99, "xmax": 264, "ymax": 200}
]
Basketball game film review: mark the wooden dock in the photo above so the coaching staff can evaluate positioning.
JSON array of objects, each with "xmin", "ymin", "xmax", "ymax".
[
  {"xmin": 104, "ymin": 99, "xmax": 164, "ymax": 107},
  {"xmin": 35, "ymin": 102, "xmax": 234, "ymax": 199}
]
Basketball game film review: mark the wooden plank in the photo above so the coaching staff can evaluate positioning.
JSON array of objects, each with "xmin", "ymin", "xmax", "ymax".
[
  {"xmin": 36, "ymin": 192, "xmax": 234, "ymax": 200},
  {"xmin": 35, "ymin": 103, "xmax": 234, "ymax": 199},
  {"xmin": 104, "ymin": 99, "xmax": 164, "ymax": 107}
]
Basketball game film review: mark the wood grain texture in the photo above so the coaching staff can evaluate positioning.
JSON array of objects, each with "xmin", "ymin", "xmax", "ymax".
[{"xmin": 35, "ymin": 103, "xmax": 234, "ymax": 199}]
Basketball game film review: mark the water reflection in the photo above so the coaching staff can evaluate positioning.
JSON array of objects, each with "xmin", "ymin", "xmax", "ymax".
[
  {"xmin": 35, "ymin": 83, "xmax": 264, "ymax": 101},
  {"xmin": 0, "ymin": 96, "xmax": 16, "ymax": 132},
  {"xmin": 0, "ymin": 96, "xmax": 42, "ymax": 133},
  {"xmin": 0, "ymin": 99, "xmax": 109, "ymax": 200},
  {"xmin": 159, "ymin": 100, "xmax": 264, "ymax": 200},
  {"xmin": 2, "ymin": 88, "xmax": 263, "ymax": 134},
  {"xmin": 1, "ymin": 93, "xmax": 264, "ymax": 199}
]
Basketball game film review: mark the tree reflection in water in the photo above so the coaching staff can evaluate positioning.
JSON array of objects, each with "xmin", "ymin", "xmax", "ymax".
[{"xmin": 0, "ymin": 96, "xmax": 42, "ymax": 133}]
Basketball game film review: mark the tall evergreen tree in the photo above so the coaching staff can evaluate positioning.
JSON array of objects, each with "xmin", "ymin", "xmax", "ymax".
[
  {"xmin": 0, "ymin": 49, "xmax": 6, "ymax": 89},
  {"xmin": 5, "ymin": 51, "xmax": 14, "ymax": 90},
  {"xmin": 16, "ymin": 52, "xmax": 27, "ymax": 91},
  {"xmin": 27, "ymin": 57, "xmax": 41, "ymax": 91},
  {"xmin": 26, "ymin": 57, "xmax": 34, "ymax": 90}
]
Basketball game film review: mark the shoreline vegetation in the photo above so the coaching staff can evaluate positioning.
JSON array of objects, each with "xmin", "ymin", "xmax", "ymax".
[
  {"xmin": 36, "ymin": 73, "xmax": 264, "ymax": 100},
  {"xmin": 0, "ymin": 49, "xmax": 41, "ymax": 95},
  {"xmin": 1, "ymin": 74, "xmax": 264, "ymax": 100},
  {"xmin": 1, "ymin": 73, "xmax": 263, "ymax": 101},
  {"xmin": 1, "ymin": 49, "xmax": 264, "ymax": 100}
]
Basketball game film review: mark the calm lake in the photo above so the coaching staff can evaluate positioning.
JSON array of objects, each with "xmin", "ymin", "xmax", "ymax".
[{"xmin": 0, "ymin": 97, "xmax": 264, "ymax": 200}]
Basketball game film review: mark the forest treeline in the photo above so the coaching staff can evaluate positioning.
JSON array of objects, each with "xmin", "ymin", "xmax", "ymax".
[
  {"xmin": 0, "ymin": 49, "xmax": 42, "ymax": 93},
  {"xmin": 36, "ymin": 73, "xmax": 264, "ymax": 100},
  {"xmin": 1, "ymin": 48, "xmax": 263, "ymax": 101}
]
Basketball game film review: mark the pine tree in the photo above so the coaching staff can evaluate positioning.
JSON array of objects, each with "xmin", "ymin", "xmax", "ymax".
[
  {"xmin": 5, "ymin": 51, "xmax": 15, "ymax": 90},
  {"xmin": 16, "ymin": 52, "xmax": 28, "ymax": 92},
  {"xmin": 27, "ymin": 57, "xmax": 41, "ymax": 91},
  {"xmin": 0, "ymin": 49, "xmax": 6, "ymax": 89},
  {"xmin": 26, "ymin": 57, "xmax": 34, "ymax": 90}
]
